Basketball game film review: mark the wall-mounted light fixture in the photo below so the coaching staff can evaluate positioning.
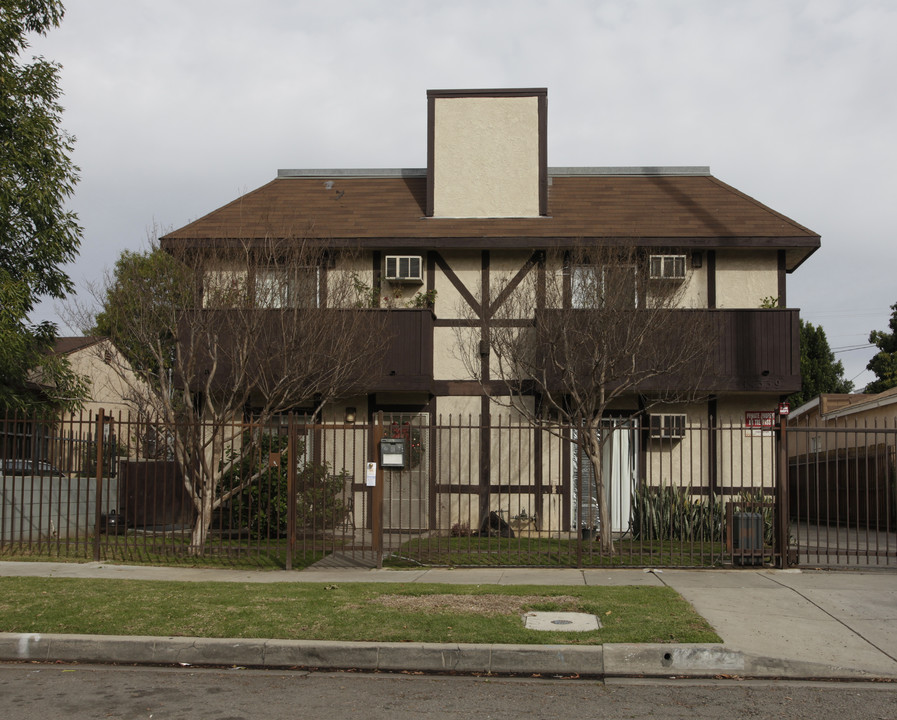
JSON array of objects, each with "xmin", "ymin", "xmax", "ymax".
[{"xmin": 344, "ymin": 407, "xmax": 357, "ymax": 424}]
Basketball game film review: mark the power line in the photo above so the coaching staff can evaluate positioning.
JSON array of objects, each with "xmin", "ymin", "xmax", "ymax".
[{"xmin": 832, "ymin": 344, "xmax": 875, "ymax": 354}]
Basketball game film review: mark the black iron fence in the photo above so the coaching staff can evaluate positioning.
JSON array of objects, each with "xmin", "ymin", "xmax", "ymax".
[{"xmin": 2, "ymin": 411, "xmax": 894, "ymax": 569}]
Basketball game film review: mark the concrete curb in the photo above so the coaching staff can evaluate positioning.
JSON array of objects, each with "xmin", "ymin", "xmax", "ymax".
[{"xmin": 1, "ymin": 633, "xmax": 890, "ymax": 680}]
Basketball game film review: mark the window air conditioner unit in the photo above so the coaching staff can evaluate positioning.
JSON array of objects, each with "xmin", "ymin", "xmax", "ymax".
[
  {"xmin": 385, "ymin": 255, "xmax": 423, "ymax": 283},
  {"xmin": 649, "ymin": 413, "xmax": 687, "ymax": 440},
  {"xmin": 649, "ymin": 254, "xmax": 687, "ymax": 280}
]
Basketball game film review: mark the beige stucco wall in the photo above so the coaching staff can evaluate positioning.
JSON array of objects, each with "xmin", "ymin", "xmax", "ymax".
[
  {"xmin": 434, "ymin": 250, "xmax": 481, "ymax": 319},
  {"xmin": 674, "ymin": 255, "xmax": 707, "ymax": 308},
  {"xmin": 714, "ymin": 394, "xmax": 779, "ymax": 494},
  {"xmin": 642, "ymin": 402, "xmax": 711, "ymax": 490},
  {"xmin": 65, "ymin": 341, "xmax": 146, "ymax": 419},
  {"xmin": 715, "ymin": 250, "xmax": 779, "ymax": 308},
  {"xmin": 432, "ymin": 96, "xmax": 540, "ymax": 218}
]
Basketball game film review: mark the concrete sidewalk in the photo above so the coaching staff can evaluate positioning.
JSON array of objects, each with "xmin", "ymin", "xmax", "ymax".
[{"xmin": 1, "ymin": 561, "xmax": 895, "ymax": 680}]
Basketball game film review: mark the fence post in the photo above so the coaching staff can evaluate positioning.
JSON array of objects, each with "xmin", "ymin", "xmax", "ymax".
[
  {"xmin": 372, "ymin": 411, "xmax": 384, "ymax": 568},
  {"xmin": 93, "ymin": 409, "xmax": 105, "ymax": 562},
  {"xmin": 776, "ymin": 412, "xmax": 790, "ymax": 569},
  {"xmin": 286, "ymin": 413, "xmax": 297, "ymax": 571}
]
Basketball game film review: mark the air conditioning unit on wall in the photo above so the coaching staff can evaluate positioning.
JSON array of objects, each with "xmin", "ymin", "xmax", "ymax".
[
  {"xmin": 649, "ymin": 413, "xmax": 687, "ymax": 440},
  {"xmin": 649, "ymin": 254, "xmax": 687, "ymax": 280},
  {"xmin": 385, "ymin": 255, "xmax": 423, "ymax": 282}
]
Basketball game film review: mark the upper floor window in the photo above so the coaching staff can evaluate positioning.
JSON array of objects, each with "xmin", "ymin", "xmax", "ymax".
[
  {"xmin": 571, "ymin": 264, "xmax": 638, "ymax": 309},
  {"xmin": 255, "ymin": 266, "xmax": 321, "ymax": 308},
  {"xmin": 203, "ymin": 265, "xmax": 322, "ymax": 308}
]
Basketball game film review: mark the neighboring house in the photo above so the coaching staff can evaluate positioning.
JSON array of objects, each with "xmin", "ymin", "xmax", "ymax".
[
  {"xmin": 788, "ymin": 388, "xmax": 897, "ymax": 456},
  {"xmin": 51, "ymin": 337, "xmax": 149, "ymax": 475},
  {"xmin": 787, "ymin": 390, "xmax": 897, "ymax": 530},
  {"xmin": 4, "ymin": 337, "xmax": 137, "ymax": 466},
  {"xmin": 159, "ymin": 88, "xmax": 818, "ymax": 532},
  {"xmin": 53, "ymin": 337, "xmax": 139, "ymax": 419}
]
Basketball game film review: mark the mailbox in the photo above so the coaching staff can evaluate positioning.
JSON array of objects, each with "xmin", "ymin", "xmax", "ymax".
[{"xmin": 380, "ymin": 438, "xmax": 406, "ymax": 469}]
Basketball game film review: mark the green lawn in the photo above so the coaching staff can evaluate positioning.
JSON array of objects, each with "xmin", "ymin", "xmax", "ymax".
[
  {"xmin": 387, "ymin": 536, "xmax": 731, "ymax": 568},
  {"xmin": 0, "ymin": 577, "xmax": 720, "ymax": 645},
  {"xmin": 0, "ymin": 537, "xmax": 324, "ymax": 570},
  {"xmin": 1, "ymin": 534, "xmax": 741, "ymax": 570}
]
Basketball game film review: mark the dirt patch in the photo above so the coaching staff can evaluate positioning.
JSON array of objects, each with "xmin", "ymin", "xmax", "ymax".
[{"xmin": 369, "ymin": 594, "xmax": 580, "ymax": 616}]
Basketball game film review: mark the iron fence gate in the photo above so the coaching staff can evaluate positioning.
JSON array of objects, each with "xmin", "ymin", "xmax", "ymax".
[
  {"xmin": 3, "ymin": 410, "xmax": 895, "ymax": 569},
  {"xmin": 787, "ymin": 421, "xmax": 896, "ymax": 568}
]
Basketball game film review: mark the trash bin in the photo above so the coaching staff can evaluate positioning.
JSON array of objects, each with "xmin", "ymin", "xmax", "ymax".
[{"xmin": 732, "ymin": 512, "xmax": 763, "ymax": 566}]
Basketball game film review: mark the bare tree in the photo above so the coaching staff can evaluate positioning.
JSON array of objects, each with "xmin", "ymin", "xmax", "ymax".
[
  {"xmin": 459, "ymin": 244, "xmax": 713, "ymax": 554},
  {"xmin": 79, "ymin": 236, "xmax": 389, "ymax": 553}
]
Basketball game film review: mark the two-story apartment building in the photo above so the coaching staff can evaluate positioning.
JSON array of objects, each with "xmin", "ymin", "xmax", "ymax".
[{"xmin": 160, "ymin": 88, "xmax": 818, "ymax": 536}]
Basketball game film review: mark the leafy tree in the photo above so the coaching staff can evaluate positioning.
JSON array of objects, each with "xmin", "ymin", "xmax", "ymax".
[
  {"xmin": 865, "ymin": 302, "xmax": 897, "ymax": 394},
  {"xmin": 788, "ymin": 319, "xmax": 853, "ymax": 408},
  {"xmin": 85, "ymin": 238, "xmax": 389, "ymax": 554},
  {"xmin": 0, "ymin": 1, "xmax": 83, "ymax": 412},
  {"xmin": 91, "ymin": 244, "xmax": 193, "ymax": 382}
]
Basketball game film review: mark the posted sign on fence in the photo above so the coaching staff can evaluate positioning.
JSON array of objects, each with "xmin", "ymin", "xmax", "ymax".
[{"xmin": 745, "ymin": 411, "xmax": 776, "ymax": 437}]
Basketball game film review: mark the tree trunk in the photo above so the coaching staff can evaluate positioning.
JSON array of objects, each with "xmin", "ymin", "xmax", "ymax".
[
  {"xmin": 584, "ymin": 424, "xmax": 615, "ymax": 555},
  {"xmin": 189, "ymin": 489, "xmax": 214, "ymax": 556}
]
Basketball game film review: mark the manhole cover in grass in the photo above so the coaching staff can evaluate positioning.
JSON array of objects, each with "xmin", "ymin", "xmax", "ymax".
[{"xmin": 523, "ymin": 611, "xmax": 601, "ymax": 632}]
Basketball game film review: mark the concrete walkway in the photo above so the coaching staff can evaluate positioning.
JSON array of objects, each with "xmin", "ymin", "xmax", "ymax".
[{"xmin": 1, "ymin": 561, "xmax": 895, "ymax": 680}]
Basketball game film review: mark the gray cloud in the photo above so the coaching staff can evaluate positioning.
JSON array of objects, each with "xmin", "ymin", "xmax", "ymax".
[{"xmin": 27, "ymin": 0, "xmax": 897, "ymax": 388}]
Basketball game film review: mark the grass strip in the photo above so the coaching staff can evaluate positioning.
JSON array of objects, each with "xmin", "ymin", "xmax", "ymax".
[
  {"xmin": 386, "ymin": 537, "xmax": 729, "ymax": 568},
  {"xmin": 0, "ymin": 577, "xmax": 720, "ymax": 645}
]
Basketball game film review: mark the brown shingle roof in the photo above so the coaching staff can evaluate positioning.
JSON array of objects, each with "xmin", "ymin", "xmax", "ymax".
[
  {"xmin": 161, "ymin": 171, "xmax": 819, "ymax": 269},
  {"xmin": 53, "ymin": 336, "xmax": 102, "ymax": 356}
]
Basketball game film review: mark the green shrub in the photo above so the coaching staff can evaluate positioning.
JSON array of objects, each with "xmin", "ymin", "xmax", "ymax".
[
  {"xmin": 631, "ymin": 485, "xmax": 723, "ymax": 542},
  {"xmin": 220, "ymin": 431, "xmax": 350, "ymax": 538}
]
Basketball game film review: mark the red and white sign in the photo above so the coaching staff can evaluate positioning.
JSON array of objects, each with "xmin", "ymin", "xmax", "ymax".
[
  {"xmin": 778, "ymin": 402, "xmax": 790, "ymax": 416},
  {"xmin": 745, "ymin": 411, "xmax": 775, "ymax": 437}
]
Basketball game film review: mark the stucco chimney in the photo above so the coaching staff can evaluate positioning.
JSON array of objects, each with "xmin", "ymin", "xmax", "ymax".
[{"xmin": 426, "ymin": 88, "xmax": 547, "ymax": 218}]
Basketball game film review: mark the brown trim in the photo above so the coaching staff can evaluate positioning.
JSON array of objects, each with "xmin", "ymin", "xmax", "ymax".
[
  {"xmin": 432, "ymin": 484, "xmax": 541, "ymax": 495},
  {"xmin": 426, "ymin": 397, "xmax": 438, "ymax": 529},
  {"xmin": 433, "ymin": 252, "xmax": 481, "ymax": 317},
  {"xmin": 431, "ymin": 380, "xmax": 512, "ymax": 396},
  {"xmin": 691, "ymin": 486, "xmax": 775, "ymax": 497},
  {"xmin": 426, "ymin": 94, "xmax": 435, "ymax": 217},
  {"xmin": 371, "ymin": 250, "xmax": 381, "ymax": 307},
  {"xmin": 479, "ymin": 396, "xmax": 491, "ymax": 522},
  {"xmin": 533, "ymin": 404, "xmax": 544, "ymax": 523},
  {"xmin": 434, "ymin": 318, "xmax": 532, "ymax": 328},
  {"xmin": 479, "ymin": 250, "xmax": 491, "ymax": 524},
  {"xmin": 778, "ymin": 250, "xmax": 787, "ymax": 306},
  {"xmin": 536, "ymin": 252, "xmax": 546, "ymax": 310},
  {"xmin": 480, "ymin": 250, "xmax": 491, "ymax": 383},
  {"xmin": 165, "ymin": 236, "xmax": 821, "ymax": 251},
  {"xmin": 427, "ymin": 88, "xmax": 548, "ymax": 99},
  {"xmin": 707, "ymin": 250, "xmax": 716, "ymax": 309},
  {"xmin": 562, "ymin": 250, "xmax": 571, "ymax": 309},
  {"xmin": 539, "ymin": 93, "xmax": 548, "ymax": 217},
  {"xmin": 708, "ymin": 396, "xmax": 718, "ymax": 493}
]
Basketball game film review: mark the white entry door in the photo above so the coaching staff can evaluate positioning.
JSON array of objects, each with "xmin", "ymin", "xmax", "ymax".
[{"xmin": 571, "ymin": 419, "xmax": 638, "ymax": 533}]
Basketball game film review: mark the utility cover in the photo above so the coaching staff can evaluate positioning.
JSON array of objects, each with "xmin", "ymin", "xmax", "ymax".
[{"xmin": 523, "ymin": 612, "xmax": 601, "ymax": 632}]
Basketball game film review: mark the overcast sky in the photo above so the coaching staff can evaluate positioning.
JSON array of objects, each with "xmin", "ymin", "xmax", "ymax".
[{"xmin": 26, "ymin": 0, "xmax": 897, "ymax": 391}]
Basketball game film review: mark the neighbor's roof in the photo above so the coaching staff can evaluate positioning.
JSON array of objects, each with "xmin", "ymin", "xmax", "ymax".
[
  {"xmin": 822, "ymin": 386, "xmax": 897, "ymax": 420},
  {"xmin": 161, "ymin": 167, "xmax": 820, "ymax": 271},
  {"xmin": 53, "ymin": 336, "xmax": 103, "ymax": 355}
]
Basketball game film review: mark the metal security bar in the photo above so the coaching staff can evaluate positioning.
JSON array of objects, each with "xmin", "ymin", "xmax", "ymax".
[{"xmin": 3, "ymin": 411, "xmax": 894, "ymax": 569}]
